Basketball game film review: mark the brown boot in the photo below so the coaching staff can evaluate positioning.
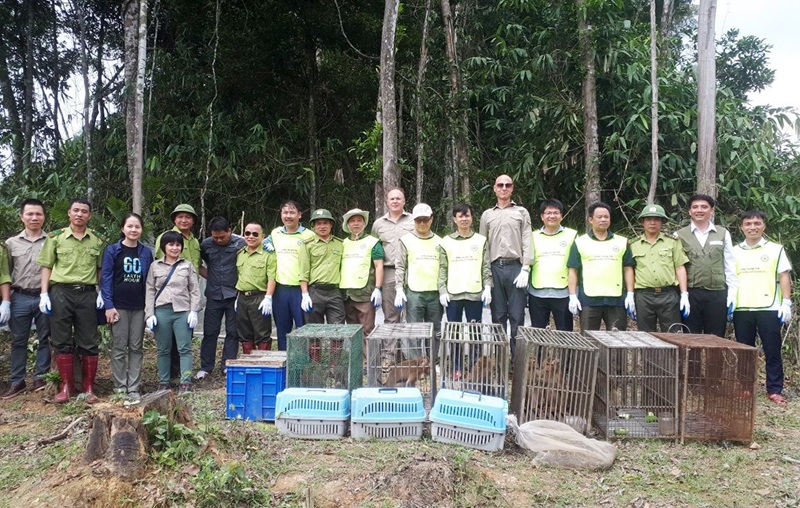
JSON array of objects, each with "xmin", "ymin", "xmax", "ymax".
[
  {"xmin": 81, "ymin": 355, "xmax": 100, "ymax": 404},
  {"xmin": 54, "ymin": 354, "xmax": 75, "ymax": 403},
  {"xmin": 241, "ymin": 341, "xmax": 255, "ymax": 355}
]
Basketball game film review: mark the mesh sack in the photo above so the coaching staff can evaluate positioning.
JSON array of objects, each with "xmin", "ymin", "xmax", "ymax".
[{"xmin": 506, "ymin": 415, "xmax": 617, "ymax": 470}]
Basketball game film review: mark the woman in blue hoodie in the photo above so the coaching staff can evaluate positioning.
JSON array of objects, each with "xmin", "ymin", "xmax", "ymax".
[{"xmin": 100, "ymin": 213, "xmax": 153, "ymax": 403}]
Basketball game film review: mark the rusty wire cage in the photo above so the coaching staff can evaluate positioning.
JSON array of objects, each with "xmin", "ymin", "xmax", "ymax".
[
  {"xmin": 286, "ymin": 324, "xmax": 363, "ymax": 390},
  {"xmin": 511, "ymin": 327, "xmax": 598, "ymax": 433},
  {"xmin": 365, "ymin": 323, "xmax": 436, "ymax": 408},
  {"xmin": 653, "ymin": 333, "xmax": 757, "ymax": 443},
  {"xmin": 587, "ymin": 331, "xmax": 679, "ymax": 439},
  {"xmin": 438, "ymin": 322, "xmax": 510, "ymax": 399}
]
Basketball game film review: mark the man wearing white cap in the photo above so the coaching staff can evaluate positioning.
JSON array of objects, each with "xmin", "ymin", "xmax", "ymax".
[
  {"xmin": 395, "ymin": 203, "xmax": 443, "ymax": 359},
  {"xmin": 340, "ymin": 209, "xmax": 384, "ymax": 358}
]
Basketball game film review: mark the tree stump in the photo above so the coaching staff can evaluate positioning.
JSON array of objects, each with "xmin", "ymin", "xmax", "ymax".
[{"xmin": 82, "ymin": 389, "xmax": 192, "ymax": 479}]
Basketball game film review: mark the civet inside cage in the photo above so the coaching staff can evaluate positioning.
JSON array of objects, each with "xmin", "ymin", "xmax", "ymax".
[
  {"xmin": 439, "ymin": 322, "xmax": 510, "ymax": 399},
  {"xmin": 286, "ymin": 324, "xmax": 364, "ymax": 390}
]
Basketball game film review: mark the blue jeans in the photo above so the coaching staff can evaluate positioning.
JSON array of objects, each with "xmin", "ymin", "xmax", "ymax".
[
  {"xmin": 8, "ymin": 292, "xmax": 51, "ymax": 384},
  {"xmin": 154, "ymin": 305, "xmax": 193, "ymax": 384},
  {"xmin": 200, "ymin": 296, "xmax": 238, "ymax": 372},
  {"xmin": 274, "ymin": 284, "xmax": 305, "ymax": 351}
]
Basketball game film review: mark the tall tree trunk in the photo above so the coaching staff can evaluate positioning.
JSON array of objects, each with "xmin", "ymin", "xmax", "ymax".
[
  {"xmin": 379, "ymin": 0, "xmax": 400, "ymax": 194},
  {"xmin": 441, "ymin": 0, "xmax": 470, "ymax": 202},
  {"xmin": 50, "ymin": 0, "xmax": 61, "ymax": 167},
  {"xmin": 124, "ymin": 0, "xmax": 146, "ymax": 214},
  {"xmin": 77, "ymin": 0, "xmax": 94, "ymax": 201},
  {"xmin": 415, "ymin": 0, "xmax": 433, "ymax": 205},
  {"xmin": 22, "ymin": 0, "xmax": 34, "ymax": 169},
  {"xmin": 576, "ymin": 0, "xmax": 600, "ymax": 217},
  {"xmin": 647, "ymin": 0, "xmax": 659, "ymax": 205},
  {"xmin": 133, "ymin": 0, "xmax": 147, "ymax": 213},
  {"xmin": 0, "ymin": 41, "xmax": 24, "ymax": 173},
  {"xmin": 696, "ymin": 0, "xmax": 717, "ymax": 197},
  {"xmin": 660, "ymin": 0, "xmax": 674, "ymax": 37},
  {"xmin": 307, "ymin": 43, "xmax": 318, "ymax": 212}
]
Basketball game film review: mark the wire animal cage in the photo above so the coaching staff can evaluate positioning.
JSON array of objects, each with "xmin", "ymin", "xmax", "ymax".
[
  {"xmin": 365, "ymin": 323, "xmax": 436, "ymax": 408},
  {"xmin": 286, "ymin": 324, "xmax": 363, "ymax": 390},
  {"xmin": 653, "ymin": 333, "xmax": 757, "ymax": 443},
  {"xmin": 510, "ymin": 327, "xmax": 598, "ymax": 433},
  {"xmin": 439, "ymin": 322, "xmax": 510, "ymax": 399},
  {"xmin": 587, "ymin": 331, "xmax": 679, "ymax": 439}
]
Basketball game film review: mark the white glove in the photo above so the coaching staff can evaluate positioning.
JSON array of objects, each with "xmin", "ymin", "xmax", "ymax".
[
  {"xmin": 96, "ymin": 292, "xmax": 104, "ymax": 309},
  {"xmin": 727, "ymin": 288, "xmax": 737, "ymax": 317},
  {"xmin": 439, "ymin": 293, "xmax": 450, "ymax": 308},
  {"xmin": 481, "ymin": 285, "xmax": 492, "ymax": 307},
  {"xmin": 0, "ymin": 301, "xmax": 10, "ymax": 324},
  {"xmin": 262, "ymin": 238, "xmax": 274, "ymax": 252},
  {"xmin": 259, "ymin": 295, "xmax": 273, "ymax": 316},
  {"xmin": 624, "ymin": 291, "xmax": 637, "ymax": 321},
  {"xmin": 568, "ymin": 294, "xmax": 582, "ymax": 315},
  {"xmin": 513, "ymin": 268, "xmax": 529, "ymax": 289},
  {"xmin": 146, "ymin": 315, "xmax": 157, "ymax": 331},
  {"xmin": 187, "ymin": 311, "xmax": 198, "ymax": 329},
  {"xmin": 679, "ymin": 292, "xmax": 690, "ymax": 318},
  {"xmin": 394, "ymin": 287, "xmax": 407, "ymax": 309},
  {"xmin": 370, "ymin": 288, "xmax": 382, "ymax": 308},
  {"xmin": 778, "ymin": 298, "xmax": 793, "ymax": 324},
  {"xmin": 301, "ymin": 292, "xmax": 313, "ymax": 313},
  {"xmin": 39, "ymin": 293, "xmax": 51, "ymax": 314},
  {"xmin": 234, "ymin": 297, "xmax": 238, "ymax": 313}
]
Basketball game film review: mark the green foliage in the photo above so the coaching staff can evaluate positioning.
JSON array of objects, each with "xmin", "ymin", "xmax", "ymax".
[
  {"xmin": 193, "ymin": 459, "xmax": 268, "ymax": 507},
  {"xmin": 142, "ymin": 410, "xmax": 204, "ymax": 468}
]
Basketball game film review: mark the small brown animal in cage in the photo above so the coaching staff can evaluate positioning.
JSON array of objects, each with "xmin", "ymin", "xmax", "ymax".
[
  {"xmin": 384, "ymin": 356, "xmax": 430, "ymax": 387},
  {"xmin": 462, "ymin": 355, "xmax": 499, "ymax": 396},
  {"xmin": 525, "ymin": 357, "xmax": 566, "ymax": 420}
]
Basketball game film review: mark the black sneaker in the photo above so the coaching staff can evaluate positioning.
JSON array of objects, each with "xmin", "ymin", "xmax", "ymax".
[
  {"xmin": 178, "ymin": 383, "xmax": 191, "ymax": 396},
  {"xmin": 157, "ymin": 383, "xmax": 171, "ymax": 392}
]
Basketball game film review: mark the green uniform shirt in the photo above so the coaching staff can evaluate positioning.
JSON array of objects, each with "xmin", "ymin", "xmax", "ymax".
[
  {"xmin": 37, "ymin": 227, "xmax": 104, "ymax": 285},
  {"xmin": 236, "ymin": 247, "xmax": 273, "ymax": 292},
  {"xmin": 0, "ymin": 244, "xmax": 11, "ymax": 285},
  {"xmin": 155, "ymin": 227, "xmax": 201, "ymax": 271},
  {"xmin": 630, "ymin": 233, "xmax": 688, "ymax": 289},
  {"xmin": 300, "ymin": 235, "xmax": 344, "ymax": 285}
]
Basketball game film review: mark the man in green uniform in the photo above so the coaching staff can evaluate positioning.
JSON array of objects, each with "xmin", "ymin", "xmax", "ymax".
[
  {"xmin": 732, "ymin": 211, "xmax": 792, "ymax": 406},
  {"xmin": 630, "ymin": 204, "xmax": 689, "ymax": 332},
  {"xmin": 340, "ymin": 209, "xmax": 384, "ymax": 364},
  {"xmin": 235, "ymin": 222, "xmax": 274, "ymax": 354},
  {"xmin": 395, "ymin": 203, "xmax": 443, "ymax": 359},
  {"xmin": 37, "ymin": 198, "xmax": 105, "ymax": 403},
  {"xmin": 567, "ymin": 201, "xmax": 636, "ymax": 332},
  {"xmin": 263, "ymin": 200, "xmax": 316, "ymax": 350},
  {"xmin": 299, "ymin": 209, "xmax": 345, "ymax": 325},
  {"xmin": 156, "ymin": 203, "xmax": 201, "ymax": 379}
]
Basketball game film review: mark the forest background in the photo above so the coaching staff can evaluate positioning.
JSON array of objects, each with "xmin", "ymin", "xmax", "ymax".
[{"xmin": 0, "ymin": 0, "xmax": 798, "ymax": 256}]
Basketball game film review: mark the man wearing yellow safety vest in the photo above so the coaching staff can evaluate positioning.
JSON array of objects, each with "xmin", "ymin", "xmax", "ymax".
[
  {"xmin": 372, "ymin": 188, "xmax": 415, "ymax": 324},
  {"xmin": 340, "ymin": 208, "xmax": 384, "ymax": 340},
  {"xmin": 674, "ymin": 194, "xmax": 738, "ymax": 337},
  {"xmin": 479, "ymin": 175, "xmax": 532, "ymax": 356},
  {"xmin": 263, "ymin": 200, "xmax": 315, "ymax": 350},
  {"xmin": 528, "ymin": 199, "xmax": 577, "ymax": 331},
  {"xmin": 630, "ymin": 204, "xmax": 689, "ymax": 332},
  {"xmin": 299, "ymin": 209, "xmax": 345, "ymax": 325},
  {"xmin": 567, "ymin": 202, "xmax": 636, "ymax": 332},
  {"xmin": 732, "ymin": 211, "xmax": 792, "ymax": 406},
  {"xmin": 395, "ymin": 203, "xmax": 443, "ymax": 359}
]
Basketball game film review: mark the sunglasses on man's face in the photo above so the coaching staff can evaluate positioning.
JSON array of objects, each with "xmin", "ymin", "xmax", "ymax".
[
  {"xmin": 495, "ymin": 183, "xmax": 513, "ymax": 189},
  {"xmin": 243, "ymin": 231, "xmax": 260, "ymax": 237}
]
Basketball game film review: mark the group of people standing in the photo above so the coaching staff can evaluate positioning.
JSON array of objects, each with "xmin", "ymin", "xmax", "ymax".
[{"xmin": 0, "ymin": 175, "xmax": 792, "ymax": 406}]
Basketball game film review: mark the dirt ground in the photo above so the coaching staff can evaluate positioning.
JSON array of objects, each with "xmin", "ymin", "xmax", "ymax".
[{"xmin": 1, "ymin": 334, "xmax": 800, "ymax": 507}]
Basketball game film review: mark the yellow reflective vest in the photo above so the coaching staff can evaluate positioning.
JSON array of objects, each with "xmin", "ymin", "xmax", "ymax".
[
  {"xmin": 574, "ymin": 234, "xmax": 628, "ymax": 297},
  {"xmin": 400, "ymin": 233, "xmax": 441, "ymax": 292},
  {"xmin": 271, "ymin": 227, "xmax": 315, "ymax": 285},
  {"xmin": 440, "ymin": 233, "xmax": 486, "ymax": 294},
  {"xmin": 733, "ymin": 241, "xmax": 783, "ymax": 309},
  {"xmin": 530, "ymin": 227, "xmax": 577, "ymax": 290},
  {"xmin": 340, "ymin": 235, "xmax": 379, "ymax": 289}
]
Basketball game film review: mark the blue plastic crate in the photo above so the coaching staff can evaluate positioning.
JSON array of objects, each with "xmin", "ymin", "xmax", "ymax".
[
  {"xmin": 226, "ymin": 364, "xmax": 286, "ymax": 421},
  {"xmin": 275, "ymin": 388, "xmax": 351, "ymax": 419},
  {"xmin": 430, "ymin": 389, "xmax": 508, "ymax": 432},
  {"xmin": 351, "ymin": 387, "xmax": 426, "ymax": 423}
]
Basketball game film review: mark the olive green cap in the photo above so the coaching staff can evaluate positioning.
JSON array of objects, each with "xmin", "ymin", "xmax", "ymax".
[
  {"xmin": 170, "ymin": 204, "xmax": 198, "ymax": 221},
  {"xmin": 309, "ymin": 208, "xmax": 335, "ymax": 224},
  {"xmin": 638, "ymin": 204, "xmax": 669, "ymax": 220}
]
